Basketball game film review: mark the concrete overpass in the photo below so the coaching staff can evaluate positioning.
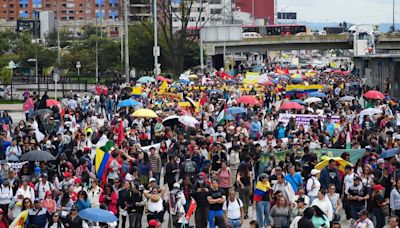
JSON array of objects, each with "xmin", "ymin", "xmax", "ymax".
[{"xmin": 203, "ymin": 34, "xmax": 400, "ymax": 55}]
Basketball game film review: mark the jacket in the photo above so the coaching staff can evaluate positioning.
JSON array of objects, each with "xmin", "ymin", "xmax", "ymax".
[
  {"xmin": 26, "ymin": 208, "xmax": 50, "ymax": 228},
  {"xmin": 319, "ymin": 166, "xmax": 341, "ymax": 191}
]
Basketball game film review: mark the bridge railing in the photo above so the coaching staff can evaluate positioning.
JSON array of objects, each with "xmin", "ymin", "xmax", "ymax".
[{"xmin": 242, "ymin": 34, "xmax": 351, "ymax": 42}]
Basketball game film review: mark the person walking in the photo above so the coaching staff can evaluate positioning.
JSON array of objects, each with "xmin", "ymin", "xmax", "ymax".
[
  {"xmin": 270, "ymin": 196, "xmax": 290, "ymax": 228},
  {"xmin": 254, "ymin": 174, "xmax": 271, "ymax": 228},
  {"xmin": 223, "ymin": 189, "xmax": 244, "ymax": 228},
  {"xmin": 207, "ymin": 179, "xmax": 226, "ymax": 228},
  {"xmin": 306, "ymin": 169, "xmax": 321, "ymax": 204},
  {"xmin": 390, "ymin": 179, "xmax": 400, "ymax": 218}
]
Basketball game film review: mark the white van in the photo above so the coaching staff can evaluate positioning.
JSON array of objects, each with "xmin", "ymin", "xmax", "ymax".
[{"xmin": 242, "ymin": 32, "xmax": 262, "ymax": 39}]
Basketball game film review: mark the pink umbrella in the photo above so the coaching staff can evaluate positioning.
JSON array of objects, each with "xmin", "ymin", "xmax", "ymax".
[
  {"xmin": 46, "ymin": 99, "xmax": 60, "ymax": 107},
  {"xmin": 280, "ymin": 102, "xmax": 304, "ymax": 110},
  {"xmin": 156, "ymin": 75, "xmax": 172, "ymax": 83},
  {"xmin": 236, "ymin": 95, "xmax": 260, "ymax": 105},
  {"xmin": 363, "ymin": 90, "xmax": 385, "ymax": 100}
]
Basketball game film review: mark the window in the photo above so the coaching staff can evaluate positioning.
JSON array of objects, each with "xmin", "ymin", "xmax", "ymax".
[
  {"xmin": 210, "ymin": 9, "xmax": 222, "ymax": 14},
  {"xmin": 209, "ymin": 0, "xmax": 221, "ymax": 4}
]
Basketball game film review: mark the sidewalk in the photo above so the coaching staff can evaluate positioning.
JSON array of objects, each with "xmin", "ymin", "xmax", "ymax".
[{"xmin": 0, "ymin": 104, "xmax": 23, "ymax": 112}]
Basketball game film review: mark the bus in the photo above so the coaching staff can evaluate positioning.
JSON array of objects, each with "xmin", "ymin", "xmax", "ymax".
[{"xmin": 242, "ymin": 24, "xmax": 306, "ymax": 36}]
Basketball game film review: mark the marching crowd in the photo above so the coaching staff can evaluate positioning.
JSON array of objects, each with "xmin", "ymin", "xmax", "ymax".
[{"xmin": 0, "ymin": 69, "xmax": 398, "ymax": 228}]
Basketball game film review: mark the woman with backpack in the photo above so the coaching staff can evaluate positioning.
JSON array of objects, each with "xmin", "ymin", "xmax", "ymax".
[{"xmin": 217, "ymin": 161, "xmax": 231, "ymax": 197}]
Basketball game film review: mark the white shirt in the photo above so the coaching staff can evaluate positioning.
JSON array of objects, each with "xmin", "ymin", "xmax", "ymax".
[
  {"xmin": 306, "ymin": 176, "xmax": 321, "ymax": 197},
  {"xmin": 311, "ymin": 198, "xmax": 334, "ymax": 221},
  {"xmin": 147, "ymin": 196, "xmax": 163, "ymax": 213},
  {"xmin": 16, "ymin": 186, "xmax": 35, "ymax": 203},
  {"xmin": 223, "ymin": 198, "xmax": 243, "ymax": 220},
  {"xmin": 35, "ymin": 180, "xmax": 55, "ymax": 200},
  {"xmin": 344, "ymin": 173, "xmax": 354, "ymax": 194},
  {"xmin": 0, "ymin": 185, "xmax": 13, "ymax": 205},
  {"xmin": 353, "ymin": 218, "xmax": 374, "ymax": 228}
]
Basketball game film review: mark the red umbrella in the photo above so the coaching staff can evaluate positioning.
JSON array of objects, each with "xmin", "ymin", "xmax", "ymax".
[
  {"xmin": 260, "ymin": 81, "xmax": 275, "ymax": 86},
  {"xmin": 363, "ymin": 90, "xmax": 385, "ymax": 100},
  {"xmin": 46, "ymin": 99, "xmax": 60, "ymax": 107},
  {"xmin": 236, "ymin": 95, "xmax": 259, "ymax": 105},
  {"xmin": 280, "ymin": 102, "xmax": 304, "ymax": 110},
  {"xmin": 333, "ymin": 70, "xmax": 343, "ymax": 75},
  {"xmin": 156, "ymin": 75, "xmax": 172, "ymax": 83}
]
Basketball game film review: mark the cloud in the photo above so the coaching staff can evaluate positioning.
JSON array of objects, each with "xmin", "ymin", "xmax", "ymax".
[{"xmin": 278, "ymin": 0, "xmax": 395, "ymax": 24}]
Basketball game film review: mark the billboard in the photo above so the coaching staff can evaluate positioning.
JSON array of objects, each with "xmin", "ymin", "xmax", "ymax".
[{"xmin": 17, "ymin": 20, "xmax": 40, "ymax": 37}]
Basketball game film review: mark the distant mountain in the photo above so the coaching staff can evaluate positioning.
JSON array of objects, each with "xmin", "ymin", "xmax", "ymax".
[{"xmin": 298, "ymin": 21, "xmax": 400, "ymax": 32}]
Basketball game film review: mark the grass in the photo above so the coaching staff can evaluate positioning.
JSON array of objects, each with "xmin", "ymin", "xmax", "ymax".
[{"xmin": 0, "ymin": 100, "xmax": 23, "ymax": 104}]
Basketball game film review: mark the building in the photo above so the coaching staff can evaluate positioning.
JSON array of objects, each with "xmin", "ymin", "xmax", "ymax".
[
  {"xmin": 0, "ymin": 0, "xmax": 120, "ymax": 21},
  {"xmin": 235, "ymin": 0, "xmax": 274, "ymax": 25},
  {"xmin": 171, "ymin": 0, "xmax": 233, "ymax": 32},
  {"xmin": 128, "ymin": 0, "xmax": 151, "ymax": 22},
  {"xmin": 354, "ymin": 54, "xmax": 400, "ymax": 97},
  {"xmin": 276, "ymin": 12, "xmax": 297, "ymax": 24}
]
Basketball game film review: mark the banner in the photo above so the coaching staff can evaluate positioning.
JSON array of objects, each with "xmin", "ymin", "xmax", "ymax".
[
  {"xmin": 285, "ymin": 84, "xmax": 326, "ymax": 92},
  {"xmin": 243, "ymin": 72, "xmax": 260, "ymax": 85},
  {"xmin": 259, "ymin": 148, "xmax": 364, "ymax": 174},
  {"xmin": 278, "ymin": 114, "xmax": 340, "ymax": 128}
]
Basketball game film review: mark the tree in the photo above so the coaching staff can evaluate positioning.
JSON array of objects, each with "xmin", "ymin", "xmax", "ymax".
[
  {"xmin": 0, "ymin": 67, "xmax": 12, "ymax": 85},
  {"xmin": 45, "ymin": 30, "xmax": 71, "ymax": 48}
]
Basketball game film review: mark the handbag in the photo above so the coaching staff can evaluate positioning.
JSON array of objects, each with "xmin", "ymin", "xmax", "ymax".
[
  {"xmin": 381, "ymin": 204, "xmax": 390, "ymax": 217},
  {"xmin": 333, "ymin": 212, "xmax": 341, "ymax": 222}
]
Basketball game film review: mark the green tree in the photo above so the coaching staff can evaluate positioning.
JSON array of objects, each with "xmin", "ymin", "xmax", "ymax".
[
  {"xmin": 45, "ymin": 30, "xmax": 71, "ymax": 48},
  {"xmin": 0, "ymin": 67, "xmax": 12, "ymax": 85}
]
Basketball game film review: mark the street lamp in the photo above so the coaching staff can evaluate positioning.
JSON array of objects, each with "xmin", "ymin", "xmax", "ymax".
[
  {"xmin": 76, "ymin": 61, "xmax": 81, "ymax": 83},
  {"xmin": 53, "ymin": 71, "xmax": 60, "ymax": 100}
]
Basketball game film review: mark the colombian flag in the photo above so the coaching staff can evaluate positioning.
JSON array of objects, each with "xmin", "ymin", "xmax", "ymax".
[
  {"xmin": 95, "ymin": 148, "xmax": 111, "ymax": 180},
  {"xmin": 253, "ymin": 181, "xmax": 271, "ymax": 202}
]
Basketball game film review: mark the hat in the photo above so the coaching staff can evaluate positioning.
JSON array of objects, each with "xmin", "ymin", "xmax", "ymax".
[
  {"xmin": 45, "ymin": 191, "xmax": 52, "ymax": 196},
  {"xmin": 296, "ymin": 197, "xmax": 307, "ymax": 205},
  {"xmin": 41, "ymin": 173, "xmax": 48, "ymax": 178},
  {"xmin": 198, "ymin": 172, "xmax": 207, "ymax": 178},
  {"xmin": 353, "ymin": 174, "xmax": 362, "ymax": 180},
  {"xmin": 365, "ymin": 146, "xmax": 372, "ymax": 151},
  {"xmin": 74, "ymin": 178, "xmax": 81, "ymax": 184},
  {"xmin": 373, "ymin": 184, "xmax": 384, "ymax": 191},
  {"xmin": 149, "ymin": 178, "xmax": 156, "ymax": 183},
  {"xmin": 310, "ymin": 169, "xmax": 321, "ymax": 176},
  {"xmin": 377, "ymin": 158, "xmax": 385, "ymax": 164},
  {"xmin": 259, "ymin": 173, "xmax": 268, "ymax": 180},
  {"xmin": 63, "ymin": 172, "xmax": 72, "ymax": 178},
  {"xmin": 148, "ymin": 219, "xmax": 161, "ymax": 227},
  {"xmin": 173, "ymin": 183, "xmax": 180, "ymax": 189},
  {"xmin": 345, "ymin": 165, "xmax": 353, "ymax": 170},
  {"xmin": 34, "ymin": 198, "xmax": 40, "ymax": 203}
]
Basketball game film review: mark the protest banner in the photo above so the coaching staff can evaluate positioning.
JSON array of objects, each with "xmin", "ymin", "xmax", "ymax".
[{"xmin": 278, "ymin": 114, "xmax": 340, "ymax": 128}]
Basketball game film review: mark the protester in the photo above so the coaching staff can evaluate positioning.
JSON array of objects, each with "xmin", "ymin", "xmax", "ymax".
[{"xmin": 223, "ymin": 189, "xmax": 244, "ymax": 228}]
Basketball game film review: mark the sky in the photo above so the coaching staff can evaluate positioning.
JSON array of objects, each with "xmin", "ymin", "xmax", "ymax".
[{"xmin": 278, "ymin": 0, "xmax": 396, "ymax": 24}]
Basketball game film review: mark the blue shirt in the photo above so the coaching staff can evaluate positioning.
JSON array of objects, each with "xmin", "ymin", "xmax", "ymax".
[{"xmin": 285, "ymin": 172, "xmax": 303, "ymax": 192}]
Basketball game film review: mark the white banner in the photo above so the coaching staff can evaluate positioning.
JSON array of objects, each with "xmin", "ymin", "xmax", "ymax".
[{"xmin": 278, "ymin": 114, "xmax": 340, "ymax": 128}]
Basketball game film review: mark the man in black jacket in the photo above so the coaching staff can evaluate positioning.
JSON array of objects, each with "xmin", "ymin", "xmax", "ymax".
[{"xmin": 191, "ymin": 174, "xmax": 210, "ymax": 228}]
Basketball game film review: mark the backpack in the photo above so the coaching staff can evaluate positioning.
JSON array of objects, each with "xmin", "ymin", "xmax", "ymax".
[
  {"xmin": 226, "ymin": 198, "xmax": 240, "ymax": 209},
  {"xmin": 184, "ymin": 161, "xmax": 196, "ymax": 174}
]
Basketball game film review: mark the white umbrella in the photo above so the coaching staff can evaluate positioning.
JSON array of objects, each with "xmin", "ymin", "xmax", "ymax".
[
  {"xmin": 359, "ymin": 108, "xmax": 383, "ymax": 123},
  {"xmin": 304, "ymin": 97, "xmax": 322, "ymax": 104},
  {"xmin": 162, "ymin": 115, "xmax": 179, "ymax": 123},
  {"xmin": 178, "ymin": 116, "xmax": 199, "ymax": 128},
  {"xmin": 339, "ymin": 96, "xmax": 356, "ymax": 102}
]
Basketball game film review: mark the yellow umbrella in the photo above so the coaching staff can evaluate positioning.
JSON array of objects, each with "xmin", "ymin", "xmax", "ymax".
[
  {"xmin": 132, "ymin": 109, "xmax": 158, "ymax": 118},
  {"xmin": 189, "ymin": 74, "xmax": 198, "ymax": 80},
  {"xmin": 315, "ymin": 156, "xmax": 351, "ymax": 172}
]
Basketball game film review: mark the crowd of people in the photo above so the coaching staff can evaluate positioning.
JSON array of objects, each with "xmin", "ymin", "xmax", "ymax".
[{"xmin": 0, "ymin": 68, "xmax": 398, "ymax": 228}]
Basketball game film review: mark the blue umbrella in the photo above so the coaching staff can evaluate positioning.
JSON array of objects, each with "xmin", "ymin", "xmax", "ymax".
[
  {"xmin": 225, "ymin": 115, "xmax": 235, "ymax": 121},
  {"xmin": 137, "ymin": 76, "xmax": 156, "ymax": 83},
  {"xmin": 291, "ymin": 78, "xmax": 303, "ymax": 84},
  {"xmin": 208, "ymin": 89, "xmax": 221, "ymax": 94},
  {"xmin": 379, "ymin": 148, "xmax": 400, "ymax": 159},
  {"xmin": 179, "ymin": 79, "xmax": 190, "ymax": 84},
  {"xmin": 308, "ymin": 92, "xmax": 327, "ymax": 98},
  {"xmin": 118, "ymin": 99, "xmax": 141, "ymax": 108},
  {"xmin": 227, "ymin": 107, "xmax": 247, "ymax": 115},
  {"xmin": 79, "ymin": 208, "xmax": 118, "ymax": 223},
  {"xmin": 291, "ymin": 99, "xmax": 305, "ymax": 105}
]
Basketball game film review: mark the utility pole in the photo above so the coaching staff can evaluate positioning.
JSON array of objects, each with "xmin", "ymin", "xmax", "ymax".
[
  {"xmin": 393, "ymin": 0, "xmax": 396, "ymax": 32},
  {"xmin": 95, "ymin": 16, "xmax": 99, "ymax": 83},
  {"xmin": 124, "ymin": 0, "xmax": 130, "ymax": 83},
  {"xmin": 153, "ymin": 0, "xmax": 160, "ymax": 76},
  {"xmin": 57, "ymin": 20, "xmax": 61, "ymax": 66}
]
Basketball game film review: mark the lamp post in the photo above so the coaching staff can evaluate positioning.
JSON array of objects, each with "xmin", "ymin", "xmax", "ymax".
[
  {"xmin": 153, "ymin": 0, "xmax": 160, "ymax": 76},
  {"xmin": 53, "ymin": 71, "xmax": 60, "ymax": 100},
  {"xmin": 76, "ymin": 61, "xmax": 81, "ymax": 83}
]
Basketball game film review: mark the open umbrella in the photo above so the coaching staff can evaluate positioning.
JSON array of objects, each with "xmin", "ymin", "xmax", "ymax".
[
  {"xmin": 236, "ymin": 95, "xmax": 259, "ymax": 105},
  {"xmin": 315, "ymin": 156, "xmax": 351, "ymax": 172},
  {"xmin": 21, "ymin": 150, "xmax": 55, "ymax": 161},
  {"xmin": 162, "ymin": 115, "xmax": 179, "ymax": 126},
  {"xmin": 363, "ymin": 90, "xmax": 385, "ymax": 100},
  {"xmin": 30, "ymin": 109, "xmax": 52, "ymax": 117},
  {"xmin": 46, "ymin": 99, "xmax": 60, "ymax": 107},
  {"xmin": 118, "ymin": 99, "xmax": 141, "ymax": 108},
  {"xmin": 137, "ymin": 76, "xmax": 156, "ymax": 83},
  {"xmin": 360, "ymin": 108, "xmax": 382, "ymax": 117},
  {"xmin": 156, "ymin": 75, "xmax": 172, "ymax": 83},
  {"xmin": 280, "ymin": 102, "xmax": 304, "ymax": 110},
  {"xmin": 121, "ymin": 87, "xmax": 133, "ymax": 94},
  {"xmin": 79, "ymin": 208, "xmax": 118, "ymax": 223},
  {"xmin": 188, "ymin": 74, "xmax": 198, "ymax": 80},
  {"xmin": 225, "ymin": 115, "xmax": 235, "ymax": 121},
  {"xmin": 308, "ymin": 92, "xmax": 327, "ymax": 98},
  {"xmin": 227, "ymin": 107, "xmax": 247, "ymax": 115},
  {"xmin": 379, "ymin": 148, "xmax": 400, "ymax": 159},
  {"xmin": 132, "ymin": 109, "xmax": 158, "ymax": 118},
  {"xmin": 290, "ymin": 99, "xmax": 305, "ymax": 105},
  {"xmin": 304, "ymin": 97, "xmax": 322, "ymax": 104},
  {"xmin": 186, "ymin": 97, "xmax": 196, "ymax": 108},
  {"xmin": 291, "ymin": 78, "xmax": 303, "ymax": 84},
  {"xmin": 259, "ymin": 81, "xmax": 275, "ymax": 86},
  {"xmin": 339, "ymin": 96, "xmax": 356, "ymax": 102},
  {"xmin": 178, "ymin": 116, "xmax": 199, "ymax": 128}
]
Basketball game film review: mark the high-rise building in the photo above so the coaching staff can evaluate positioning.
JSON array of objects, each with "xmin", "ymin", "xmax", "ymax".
[
  {"xmin": 0, "ymin": 0, "xmax": 120, "ymax": 21},
  {"xmin": 235, "ymin": 0, "xmax": 275, "ymax": 24}
]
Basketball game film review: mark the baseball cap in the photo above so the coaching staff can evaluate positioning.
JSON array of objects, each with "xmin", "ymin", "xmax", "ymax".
[
  {"xmin": 358, "ymin": 209, "xmax": 368, "ymax": 216},
  {"xmin": 373, "ymin": 184, "xmax": 384, "ymax": 191},
  {"xmin": 148, "ymin": 219, "xmax": 161, "ymax": 227},
  {"xmin": 63, "ymin": 172, "xmax": 72, "ymax": 178},
  {"xmin": 149, "ymin": 178, "xmax": 156, "ymax": 183}
]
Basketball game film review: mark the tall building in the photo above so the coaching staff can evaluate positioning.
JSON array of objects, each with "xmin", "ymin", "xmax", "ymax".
[
  {"xmin": 171, "ymin": 0, "xmax": 233, "ymax": 31},
  {"xmin": 0, "ymin": 0, "xmax": 120, "ymax": 21},
  {"xmin": 128, "ymin": 0, "xmax": 151, "ymax": 22},
  {"xmin": 235, "ymin": 0, "xmax": 275, "ymax": 24}
]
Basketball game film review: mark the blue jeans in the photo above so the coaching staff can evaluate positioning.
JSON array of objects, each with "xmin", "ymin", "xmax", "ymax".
[
  {"xmin": 256, "ymin": 201, "xmax": 270, "ymax": 226},
  {"xmin": 208, "ymin": 209, "xmax": 224, "ymax": 228},
  {"xmin": 351, "ymin": 204, "xmax": 365, "ymax": 219},
  {"xmin": 227, "ymin": 218, "xmax": 242, "ymax": 228}
]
